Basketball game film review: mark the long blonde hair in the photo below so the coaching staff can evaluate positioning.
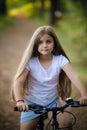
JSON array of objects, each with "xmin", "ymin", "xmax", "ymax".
[{"xmin": 12, "ymin": 26, "xmax": 72, "ymax": 101}]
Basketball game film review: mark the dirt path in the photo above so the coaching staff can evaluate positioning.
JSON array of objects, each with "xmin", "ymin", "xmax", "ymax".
[{"xmin": 0, "ymin": 18, "xmax": 35, "ymax": 130}]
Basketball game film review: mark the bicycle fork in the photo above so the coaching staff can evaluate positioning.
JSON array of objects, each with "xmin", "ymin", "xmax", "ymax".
[
  {"xmin": 36, "ymin": 113, "xmax": 47, "ymax": 130},
  {"xmin": 52, "ymin": 111, "xmax": 59, "ymax": 130}
]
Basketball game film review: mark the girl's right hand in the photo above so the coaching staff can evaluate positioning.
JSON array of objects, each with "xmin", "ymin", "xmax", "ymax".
[{"xmin": 16, "ymin": 102, "xmax": 29, "ymax": 112}]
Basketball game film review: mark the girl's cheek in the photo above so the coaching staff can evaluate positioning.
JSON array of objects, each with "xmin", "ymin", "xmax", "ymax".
[{"xmin": 37, "ymin": 47, "xmax": 40, "ymax": 52}]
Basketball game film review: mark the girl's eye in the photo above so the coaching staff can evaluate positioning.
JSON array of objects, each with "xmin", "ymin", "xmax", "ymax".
[
  {"xmin": 39, "ymin": 40, "xmax": 43, "ymax": 44},
  {"xmin": 39, "ymin": 40, "xmax": 52, "ymax": 44},
  {"xmin": 46, "ymin": 40, "xmax": 51, "ymax": 44}
]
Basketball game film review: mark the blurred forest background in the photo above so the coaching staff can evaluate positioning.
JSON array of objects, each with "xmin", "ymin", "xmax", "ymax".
[{"xmin": 0, "ymin": 0, "xmax": 87, "ymax": 130}]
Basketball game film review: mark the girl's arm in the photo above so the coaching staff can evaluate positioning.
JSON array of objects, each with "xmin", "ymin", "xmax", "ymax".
[
  {"xmin": 62, "ymin": 63, "xmax": 87, "ymax": 104},
  {"xmin": 13, "ymin": 68, "xmax": 29, "ymax": 111}
]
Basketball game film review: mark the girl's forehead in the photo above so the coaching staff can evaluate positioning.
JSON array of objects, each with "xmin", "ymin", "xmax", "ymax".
[{"xmin": 39, "ymin": 33, "xmax": 53, "ymax": 39}]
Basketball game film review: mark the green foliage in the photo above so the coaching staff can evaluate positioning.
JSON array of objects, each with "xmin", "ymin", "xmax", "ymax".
[
  {"xmin": 54, "ymin": 1, "xmax": 87, "ymax": 85},
  {"xmin": 7, "ymin": 0, "xmax": 26, "ymax": 8},
  {"xmin": 0, "ymin": 16, "xmax": 14, "ymax": 35},
  {"xmin": 7, "ymin": 0, "xmax": 50, "ymax": 11}
]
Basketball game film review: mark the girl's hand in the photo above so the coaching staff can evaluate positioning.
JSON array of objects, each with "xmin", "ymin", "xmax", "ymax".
[
  {"xmin": 16, "ymin": 102, "xmax": 29, "ymax": 112},
  {"xmin": 79, "ymin": 96, "xmax": 87, "ymax": 105}
]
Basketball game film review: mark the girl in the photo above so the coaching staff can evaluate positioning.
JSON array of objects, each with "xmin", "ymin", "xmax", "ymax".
[{"xmin": 12, "ymin": 26, "xmax": 87, "ymax": 130}]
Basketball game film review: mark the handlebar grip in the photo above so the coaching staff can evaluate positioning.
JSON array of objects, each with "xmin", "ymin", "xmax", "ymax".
[
  {"xmin": 70, "ymin": 101, "xmax": 87, "ymax": 107},
  {"xmin": 66, "ymin": 97, "xmax": 87, "ymax": 107},
  {"xmin": 14, "ymin": 104, "xmax": 43, "ymax": 112},
  {"xmin": 14, "ymin": 106, "xmax": 18, "ymax": 111},
  {"xmin": 79, "ymin": 103, "xmax": 87, "ymax": 107}
]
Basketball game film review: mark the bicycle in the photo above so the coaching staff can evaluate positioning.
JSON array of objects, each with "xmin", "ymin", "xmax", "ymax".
[{"xmin": 14, "ymin": 97, "xmax": 87, "ymax": 130}]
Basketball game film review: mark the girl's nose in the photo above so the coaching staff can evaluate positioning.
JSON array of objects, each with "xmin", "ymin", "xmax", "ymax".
[{"xmin": 43, "ymin": 42, "xmax": 47, "ymax": 47}]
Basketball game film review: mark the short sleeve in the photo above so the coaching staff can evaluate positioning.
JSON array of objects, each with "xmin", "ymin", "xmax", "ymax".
[
  {"xmin": 59, "ymin": 55, "xmax": 69, "ymax": 68},
  {"xmin": 25, "ymin": 58, "xmax": 36, "ymax": 71}
]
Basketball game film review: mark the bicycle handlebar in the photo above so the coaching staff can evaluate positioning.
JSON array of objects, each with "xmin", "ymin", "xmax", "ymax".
[{"xmin": 14, "ymin": 97, "xmax": 87, "ymax": 113}]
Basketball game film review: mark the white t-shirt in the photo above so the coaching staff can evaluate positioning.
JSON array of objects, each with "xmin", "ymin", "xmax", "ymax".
[{"xmin": 25, "ymin": 55, "xmax": 69, "ymax": 106}]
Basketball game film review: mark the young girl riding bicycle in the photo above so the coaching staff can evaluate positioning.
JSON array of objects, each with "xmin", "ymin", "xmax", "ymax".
[{"xmin": 12, "ymin": 26, "xmax": 87, "ymax": 130}]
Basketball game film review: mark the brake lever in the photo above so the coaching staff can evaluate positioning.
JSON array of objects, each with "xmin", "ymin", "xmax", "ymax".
[
  {"xmin": 65, "ymin": 97, "xmax": 80, "ymax": 107},
  {"xmin": 71, "ymin": 101, "xmax": 80, "ymax": 107}
]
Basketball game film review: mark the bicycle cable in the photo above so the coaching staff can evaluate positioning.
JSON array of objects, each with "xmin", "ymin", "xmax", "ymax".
[{"xmin": 46, "ymin": 110, "xmax": 76, "ymax": 130}]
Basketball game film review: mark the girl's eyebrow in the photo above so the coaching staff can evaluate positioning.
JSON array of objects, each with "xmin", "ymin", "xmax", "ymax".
[{"xmin": 39, "ymin": 39, "xmax": 52, "ymax": 43}]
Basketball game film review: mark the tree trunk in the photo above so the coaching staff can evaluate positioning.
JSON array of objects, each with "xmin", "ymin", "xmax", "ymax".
[
  {"xmin": 0, "ymin": 0, "xmax": 7, "ymax": 15},
  {"xmin": 50, "ymin": 0, "xmax": 61, "ymax": 25}
]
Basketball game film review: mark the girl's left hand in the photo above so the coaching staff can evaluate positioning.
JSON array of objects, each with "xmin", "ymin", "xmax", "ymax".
[{"xmin": 79, "ymin": 96, "xmax": 87, "ymax": 105}]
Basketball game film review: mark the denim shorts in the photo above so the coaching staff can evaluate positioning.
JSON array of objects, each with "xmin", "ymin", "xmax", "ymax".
[{"xmin": 20, "ymin": 98, "xmax": 61, "ymax": 123}]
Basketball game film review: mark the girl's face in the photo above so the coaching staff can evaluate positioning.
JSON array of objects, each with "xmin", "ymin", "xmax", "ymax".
[{"xmin": 38, "ymin": 34, "xmax": 54, "ymax": 56}]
